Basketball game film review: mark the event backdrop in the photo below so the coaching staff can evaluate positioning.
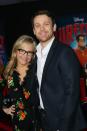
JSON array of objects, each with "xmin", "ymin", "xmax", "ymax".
[
  {"xmin": 56, "ymin": 13, "xmax": 87, "ymax": 67},
  {"xmin": 55, "ymin": 14, "xmax": 87, "ymax": 97},
  {"xmin": 0, "ymin": 20, "xmax": 7, "ymax": 74}
]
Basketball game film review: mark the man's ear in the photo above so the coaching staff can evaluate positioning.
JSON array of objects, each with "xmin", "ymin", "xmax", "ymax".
[
  {"xmin": 33, "ymin": 28, "xmax": 35, "ymax": 35},
  {"xmin": 53, "ymin": 24, "xmax": 57, "ymax": 32}
]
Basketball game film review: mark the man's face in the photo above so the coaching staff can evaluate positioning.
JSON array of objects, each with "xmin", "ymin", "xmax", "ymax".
[
  {"xmin": 78, "ymin": 36, "xmax": 85, "ymax": 47},
  {"xmin": 33, "ymin": 14, "xmax": 56, "ymax": 43}
]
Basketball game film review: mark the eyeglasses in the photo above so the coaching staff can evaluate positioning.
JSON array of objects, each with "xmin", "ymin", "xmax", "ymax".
[{"xmin": 18, "ymin": 49, "xmax": 35, "ymax": 56}]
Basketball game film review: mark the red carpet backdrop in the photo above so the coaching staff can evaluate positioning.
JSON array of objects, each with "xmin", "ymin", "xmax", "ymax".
[
  {"xmin": 0, "ymin": 21, "xmax": 7, "ymax": 74},
  {"xmin": 56, "ymin": 14, "xmax": 87, "ymax": 67},
  {"xmin": 56, "ymin": 14, "xmax": 87, "ymax": 130},
  {"xmin": 55, "ymin": 13, "xmax": 87, "ymax": 122}
]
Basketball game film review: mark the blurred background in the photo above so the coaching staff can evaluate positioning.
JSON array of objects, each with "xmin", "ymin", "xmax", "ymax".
[
  {"xmin": 0, "ymin": 1, "xmax": 87, "ymax": 131},
  {"xmin": 0, "ymin": 0, "xmax": 86, "ymax": 57},
  {"xmin": 0, "ymin": 0, "xmax": 87, "ymax": 69}
]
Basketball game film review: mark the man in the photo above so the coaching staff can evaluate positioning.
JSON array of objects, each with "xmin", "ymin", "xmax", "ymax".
[
  {"xmin": 74, "ymin": 34, "xmax": 87, "ymax": 100},
  {"xmin": 74, "ymin": 34, "xmax": 87, "ymax": 67},
  {"xmin": 31, "ymin": 10, "xmax": 87, "ymax": 131}
]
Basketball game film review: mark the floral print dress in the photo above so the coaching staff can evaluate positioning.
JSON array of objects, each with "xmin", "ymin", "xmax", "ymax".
[{"xmin": 0, "ymin": 65, "xmax": 39, "ymax": 131}]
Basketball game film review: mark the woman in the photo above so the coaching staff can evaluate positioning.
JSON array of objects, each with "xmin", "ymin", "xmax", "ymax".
[{"xmin": 0, "ymin": 35, "xmax": 39, "ymax": 131}]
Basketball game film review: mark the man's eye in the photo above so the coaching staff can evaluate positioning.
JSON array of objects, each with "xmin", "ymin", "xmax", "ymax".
[
  {"xmin": 35, "ymin": 24, "xmax": 40, "ymax": 28},
  {"xmin": 45, "ymin": 23, "xmax": 49, "ymax": 25}
]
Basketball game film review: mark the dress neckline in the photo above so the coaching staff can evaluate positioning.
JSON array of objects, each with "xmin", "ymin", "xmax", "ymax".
[{"xmin": 13, "ymin": 67, "xmax": 29, "ymax": 86}]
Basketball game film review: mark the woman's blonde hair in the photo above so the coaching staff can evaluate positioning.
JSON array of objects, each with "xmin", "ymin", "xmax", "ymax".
[{"xmin": 4, "ymin": 35, "xmax": 36, "ymax": 79}]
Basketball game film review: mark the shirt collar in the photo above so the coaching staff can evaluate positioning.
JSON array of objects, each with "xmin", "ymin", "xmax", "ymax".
[{"xmin": 36, "ymin": 37, "xmax": 55, "ymax": 57}]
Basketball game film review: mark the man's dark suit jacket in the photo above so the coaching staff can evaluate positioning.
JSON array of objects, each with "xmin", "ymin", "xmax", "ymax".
[{"xmin": 36, "ymin": 38, "xmax": 87, "ymax": 131}]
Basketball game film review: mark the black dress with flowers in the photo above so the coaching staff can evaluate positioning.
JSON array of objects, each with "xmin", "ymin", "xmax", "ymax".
[{"xmin": 0, "ymin": 64, "xmax": 39, "ymax": 131}]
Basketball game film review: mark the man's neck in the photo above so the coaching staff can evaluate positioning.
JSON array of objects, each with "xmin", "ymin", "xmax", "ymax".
[{"xmin": 40, "ymin": 36, "xmax": 55, "ymax": 49}]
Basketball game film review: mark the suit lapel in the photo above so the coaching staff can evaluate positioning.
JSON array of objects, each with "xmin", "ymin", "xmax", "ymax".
[{"xmin": 41, "ymin": 39, "xmax": 57, "ymax": 86}]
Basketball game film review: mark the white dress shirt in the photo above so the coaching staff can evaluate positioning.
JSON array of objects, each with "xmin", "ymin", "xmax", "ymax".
[{"xmin": 36, "ymin": 37, "xmax": 55, "ymax": 109}]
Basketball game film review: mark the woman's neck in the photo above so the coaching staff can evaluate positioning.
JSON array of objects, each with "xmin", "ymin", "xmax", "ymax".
[
  {"xmin": 16, "ymin": 64, "xmax": 28, "ymax": 73},
  {"xmin": 16, "ymin": 65, "xmax": 29, "ymax": 83}
]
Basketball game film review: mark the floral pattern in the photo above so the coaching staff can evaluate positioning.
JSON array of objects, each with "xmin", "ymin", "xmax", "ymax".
[
  {"xmin": 16, "ymin": 99, "xmax": 24, "ymax": 110},
  {"xmin": 7, "ymin": 76, "xmax": 31, "ymax": 122},
  {"xmin": 8, "ymin": 76, "xmax": 14, "ymax": 87},
  {"xmin": 23, "ymin": 88, "xmax": 30, "ymax": 100},
  {"xmin": 17, "ymin": 110, "xmax": 27, "ymax": 121},
  {"xmin": 0, "ymin": 70, "xmax": 34, "ymax": 131}
]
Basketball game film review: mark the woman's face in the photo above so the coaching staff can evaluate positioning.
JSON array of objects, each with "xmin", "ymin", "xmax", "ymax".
[{"xmin": 16, "ymin": 42, "xmax": 35, "ymax": 66}]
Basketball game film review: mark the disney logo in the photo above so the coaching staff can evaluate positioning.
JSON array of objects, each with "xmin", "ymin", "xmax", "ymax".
[{"xmin": 73, "ymin": 17, "xmax": 84, "ymax": 22}]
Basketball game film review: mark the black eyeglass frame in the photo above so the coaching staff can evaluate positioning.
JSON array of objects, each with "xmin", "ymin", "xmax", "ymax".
[{"xmin": 18, "ymin": 49, "xmax": 35, "ymax": 56}]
